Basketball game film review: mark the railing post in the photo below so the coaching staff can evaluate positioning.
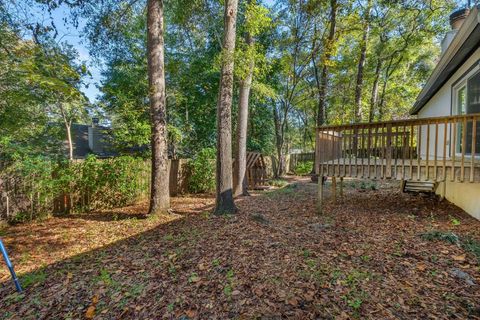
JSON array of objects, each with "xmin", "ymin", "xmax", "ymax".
[{"xmin": 385, "ymin": 124, "xmax": 393, "ymax": 178}]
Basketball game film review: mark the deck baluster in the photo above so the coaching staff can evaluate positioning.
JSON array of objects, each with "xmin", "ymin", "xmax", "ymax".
[
  {"xmin": 434, "ymin": 121, "xmax": 438, "ymax": 181},
  {"xmin": 443, "ymin": 120, "xmax": 447, "ymax": 181},
  {"xmin": 461, "ymin": 117, "xmax": 467, "ymax": 182},
  {"xmin": 471, "ymin": 118, "xmax": 477, "ymax": 183},
  {"xmin": 452, "ymin": 120, "xmax": 457, "ymax": 182}
]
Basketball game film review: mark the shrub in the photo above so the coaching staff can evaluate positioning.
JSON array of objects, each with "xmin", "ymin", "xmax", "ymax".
[
  {"xmin": 187, "ymin": 148, "xmax": 216, "ymax": 193},
  {"xmin": 294, "ymin": 161, "xmax": 313, "ymax": 176},
  {"xmin": 0, "ymin": 155, "xmax": 150, "ymax": 222}
]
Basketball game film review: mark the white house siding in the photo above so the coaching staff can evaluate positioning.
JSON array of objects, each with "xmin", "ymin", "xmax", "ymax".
[
  {"xmin": 418, "ymin": 46, "xmax": 480, "ymax": 159},
  {"xmin": 418, "ymin": 46, "xmax": 480, "ymax": 220}
]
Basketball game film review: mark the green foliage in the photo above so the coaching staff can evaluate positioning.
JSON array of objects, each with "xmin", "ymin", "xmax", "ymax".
[
  {"xmin": 267, "ymin": 178, "xmax": 288, "ymax": 188},
  {"xmin": 187, "ymin": 148, "xmax": 216, "ymax": 194},
  {"xmin": 450, "ymin": 216, "xmax": 461, "ymax": 226},
  {"xmin": 359, "ymin": 181, "xmax": 377, "ymax": 191},
  {"xmin": 421, "ymin": 231, "xmax": 460, "ymax": 245},
  {"xmin": 0, "ymin": 155, "xmax": 150, "ymax": 222},
  {"xmin": 462, "ymin": 237, "xmax": 480, "ymax": 263},
  {"xmin": 421, "ymin": 230, "xmax": 480, "ymax": 263},
  {"xmin": 20, "ymin": 270, "xmax": 47, "ymax": 288},
  {"xmin": 294, "ymin": 161, "xmax": 313, "ymax": 176}
]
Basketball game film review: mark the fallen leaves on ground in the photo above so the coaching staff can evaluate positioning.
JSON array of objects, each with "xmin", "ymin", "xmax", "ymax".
[{"xmin": 0, "ymin": 177, "xmax": 479, "ymax": 319}]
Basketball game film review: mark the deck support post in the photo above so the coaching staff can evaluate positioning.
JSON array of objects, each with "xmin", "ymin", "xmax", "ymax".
[
  {"xmin": 317, "ymin": 176, "xmax": 324, "ymax": 214},
  {"xmin": 441, "ymin": 180, "xmax": 447, "ymax": 200},
  {"xmin": 339, "ymin": 177, "xmax": 344, "ymax": 199},
  {"xmin": 332, "ymin": 176, "xmax": 337, "ymax": 203}
]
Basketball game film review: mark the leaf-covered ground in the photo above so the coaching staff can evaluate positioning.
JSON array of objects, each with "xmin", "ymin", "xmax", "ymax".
[{"xmin": 1, "ymin": 177, "xmax": 479, "ymax": 319}]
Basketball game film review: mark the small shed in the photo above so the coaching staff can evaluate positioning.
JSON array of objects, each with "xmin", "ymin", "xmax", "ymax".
[{"xmin": 245, "ymin": 152, "xmax": 268, "ymax": 189}]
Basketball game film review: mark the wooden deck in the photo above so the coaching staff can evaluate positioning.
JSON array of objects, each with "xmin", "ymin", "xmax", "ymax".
[
  {"xmin": 314, "ymin": 113, "xmax": 480, "ymax": 213},
  {"xmin": 320, "ymin": 158, "xmax": 480, "ymax": 182},
  {"xmin": 315, "ymin": 113, "xmax": 480, "ymax": 183}
]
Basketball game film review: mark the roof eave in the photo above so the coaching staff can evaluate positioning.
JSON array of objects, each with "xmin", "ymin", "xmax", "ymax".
[{"xmin": 410, "ymin": 5, "xmax": 480, "ymax": 115}]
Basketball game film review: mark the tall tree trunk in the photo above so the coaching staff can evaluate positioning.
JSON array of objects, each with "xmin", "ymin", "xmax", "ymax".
[
  {"xmin": 273, "ymin": 105, "xmax": 285, "ymax": 177},
  {"xmin": 316, "ymin": 0, "xmax": 337, "ymax": 127},
  {"xmin": 353, "ymin": 0, "xmax": 372, "ymax": 123},
  {"xmin": 147, "ymin": 0, "xmax": 170, "ymax": 215},
  {"xmin": 214, "ymin": 0, "xmax": 238, "ymax": 215},
  {"xmin": 368, "ymin": 58, "xmax": 382, "ymax": 122},
  {"xmin": 65, "ymin": 122, "xmax": 73, "ymax": 161},
  {"xmin": 378, "ymin": 78, "xmax": 388, "ymax": 121},
  {"xmin": 233, "ymin": 33, "xmax": 254, "ymax": 197},
  {"xmin": 378, "ymin": 57, "xmax": 394, "ymax": 121}
]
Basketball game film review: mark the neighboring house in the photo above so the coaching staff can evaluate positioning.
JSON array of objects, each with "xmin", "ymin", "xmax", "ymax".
[
  {"xmin": 411, "ymin": 6, "xmax": 480, "ymax": 219},
  {"xmin": 68, "ymin": 118, "xmax": 117, "ymax": 159}
]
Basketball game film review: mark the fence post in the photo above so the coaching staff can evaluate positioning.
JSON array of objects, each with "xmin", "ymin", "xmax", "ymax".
[
  {"xmin": 385, "ymin": 124, "xmax": 393, "ymax": 178},
  {"xmin": 317, "ymin": 176, "xmax": 323, "ymax": 214}
]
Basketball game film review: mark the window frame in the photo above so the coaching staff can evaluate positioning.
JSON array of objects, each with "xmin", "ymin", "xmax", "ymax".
[{"xmin": 452, "ymin": 65, "xmax": 480, "ymax": 158}]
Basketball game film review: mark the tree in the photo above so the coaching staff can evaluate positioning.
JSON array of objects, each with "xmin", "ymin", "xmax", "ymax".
[
  {"xmin": 233, "ymin": 31, "xmax": 254, "ymax": 197},
  {"xmin": 147, "ymin": 0, "xmax": 170, "ymax": 215},
  {"xmin": 214, "ymin": 0, "xmax": 239, "ymax": 215},
  {"xmin": 0, "ymin": 19, "xmax": 87, "ymax": 161},
  {"xmin": 353, "ymin": 0, "xmax": 372, "ymax": 123},
  {"xmin": 233, "ymin": 0, "xmax": 270, "ymax": 197},
  {"xmin": 314, "ymin": 0, "xmax": 338, "ymax": 127}
]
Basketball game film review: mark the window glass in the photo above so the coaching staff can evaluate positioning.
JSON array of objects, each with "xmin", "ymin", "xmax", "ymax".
[{"xmin": 466, "ymin": 71, "xmax": 480, "ymax": 155}]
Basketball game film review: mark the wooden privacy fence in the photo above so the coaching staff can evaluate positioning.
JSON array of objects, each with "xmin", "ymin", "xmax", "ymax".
[{"xmin": 315, "ymin": 113, "xmax": 480, "ymax": 182}]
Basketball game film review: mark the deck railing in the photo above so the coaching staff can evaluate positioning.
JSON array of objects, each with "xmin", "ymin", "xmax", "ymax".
[{"xmin": 315, "ymin": 113, "xmax": 480, "ymax": 182}]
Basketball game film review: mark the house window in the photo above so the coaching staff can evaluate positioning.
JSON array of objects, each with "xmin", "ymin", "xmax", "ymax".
[{"xmin": 453, "ymin": 68, "xmax": 480, "ymax": 156}]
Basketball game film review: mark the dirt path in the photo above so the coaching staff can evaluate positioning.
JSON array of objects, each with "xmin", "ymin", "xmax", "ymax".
[{"xmin": 1, "ymin": 177, "xmax": 479, "ymax": 319}]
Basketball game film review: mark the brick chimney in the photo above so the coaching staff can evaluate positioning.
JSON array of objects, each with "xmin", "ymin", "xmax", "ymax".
[{"xmin": 441, "ymin": 7, "xmax": 470, "ymax": 54}]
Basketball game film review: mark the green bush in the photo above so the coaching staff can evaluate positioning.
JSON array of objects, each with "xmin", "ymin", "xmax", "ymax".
[
  {"xmin": 187, "ymin": 148, "xmax": 216, "ymax": 193},
  {"xmin": 294, "ymin": 161, "xmax": 313, "ymax": 175},
  {"xmin": 0, "ymin": 155, "xmax": 150, "ymax": 221}
]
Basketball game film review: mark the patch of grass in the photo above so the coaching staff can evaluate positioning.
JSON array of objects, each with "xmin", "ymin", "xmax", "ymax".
[
  {"xmin": 360, "ymin": 181, "xmax": 377, "ymax": 190},
  {"xmin": 301, "ymin": 249, "xmax": 312, "ymax": 258},
  {"xmin": 360, "ymin": 255, "xmax": 370, "ymax": 262},
  {"xmin": 3, "ymin": 292, "xmax": 24, "ymax": 305},
  {"xmin": 421, "ymin": 230, "xmax": 459, "ymax": 245},
  {"xmin": 421, "ymin": 230, "xmax": 480, "ymax": 263},
  {"xmin": 188, "ymin": 272, "xmax": 199, "ymax": 283},
  {"xmin": 94, "ymin": 269, "xmax": 115, "ymax": 286},
  {"xmin": 266, "ymin": 183, "xmax": 297, "ymax": 198},
  {"xmin": 462, "ymin": 237, "xmax": 480, "ymax": 262},
  {"xmin": 212, "ymin": 258, "xmax": 220, "ymax": 267},
  {"xmin": 267, "ymin": 178, "xmax": 289, "ymax": 188},
  {"xmin": 168, "ymin": 262, "xmax": 177, "ymax": 276},
  {"xmin": 223, "ymin": 269, "xmax": 235, "ymax": 298},
  {"xmin": 450, "ymin": 216, "xmax": 461, "ymax": 226},
  {"xmin": 20, "ymin": 270, "xmax": 47, "ymax": 288},
  {"xmin": 20, "ymin": 252, "xmax": 31, "ymax": 264},
  {"xmin": 164, "ymin": 234, "xmax": 174, "ymax": 241}
]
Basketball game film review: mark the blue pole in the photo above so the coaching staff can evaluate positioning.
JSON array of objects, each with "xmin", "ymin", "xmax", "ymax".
[{"xmin": 0, "ymin": 239, "xmax": 22, "ymax": 292}]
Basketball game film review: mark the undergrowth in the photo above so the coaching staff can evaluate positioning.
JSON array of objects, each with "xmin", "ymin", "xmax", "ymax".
[{"xmin": 421, "ymin": 230, "xmax": 480, "ymax": 262}]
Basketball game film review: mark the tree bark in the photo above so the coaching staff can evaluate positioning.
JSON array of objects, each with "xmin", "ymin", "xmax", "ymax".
[
  {"xmin": 316, "ymin": 0, "xmax": 337, "ymax": 127},
  {"xmin": 147, "ymin": 0, "xmax": 170, "ymax": 215},
  {"xmin": 65, "ymin": 122, "xmax": 73, "ymax": 161},
  {"xmin": 233, "ymin": 33, "xmax": 254, "ymax": 197},
  {"xmin": 353, "ymin": 0, "xmax": 372, "ymax": 123},
  {"xmin": 368, "ymin": 58, "xmax": 382, "ymax": 122},
  {"xmin": 214, "ymin": 0, "xmax": 238, "ymax": 215},
  {"xmin": 273, "ymin": 104, "xmax": 285, "ymax": 177}
]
